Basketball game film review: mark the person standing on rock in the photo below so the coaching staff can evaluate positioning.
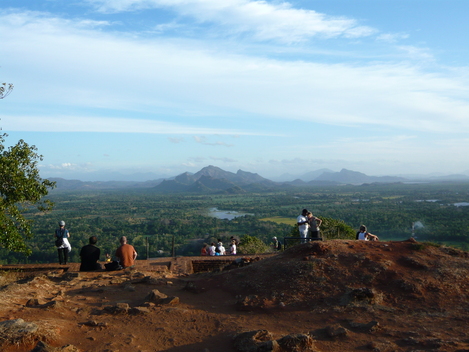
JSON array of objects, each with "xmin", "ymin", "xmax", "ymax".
[
  {"xmin": 115, "ymin": 236, "xmax": 137, "ymax": 268},
  {"xmin": 80, "ymin": 236, "xmax": 102, "ymax": 271},
  {"xmin": 54, "ymin": 220, "xmax": 71, "ymax": 265},
  {"xmin": 297, "ymin": 209, "xmax": 309, "ymax": 243},
  {"xmin": 307, "ymin": 212, "xmax": 322, "ymax": 239}
]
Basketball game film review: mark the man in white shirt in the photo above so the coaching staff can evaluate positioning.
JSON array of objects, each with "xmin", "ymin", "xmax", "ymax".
[{"xmin": 297, "ymin": 209, "xmax": 309, "ymax": 243}]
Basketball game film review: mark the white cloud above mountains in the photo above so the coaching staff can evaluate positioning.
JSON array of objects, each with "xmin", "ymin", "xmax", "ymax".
[
  {"xmin": 3, "ymin": 8, "xmax": 469, "ymax": 136},
  {"xmin": 2, "ymin": 0, "xmax": 469, "ymax": 178}
]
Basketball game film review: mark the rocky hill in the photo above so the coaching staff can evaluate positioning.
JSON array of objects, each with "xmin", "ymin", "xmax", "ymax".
[
  {"xmin": 1, "ymin": 239, "xmax": 469, "ymax": 351},
  {"xmin": 49, "ymin": 165, "xmax": 414, "ymax": 193}
]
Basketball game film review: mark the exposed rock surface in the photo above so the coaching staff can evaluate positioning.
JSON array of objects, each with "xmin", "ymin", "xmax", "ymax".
[{"xmin": 1, "ymin": 240, "xmax": 469, "ymax": 351}]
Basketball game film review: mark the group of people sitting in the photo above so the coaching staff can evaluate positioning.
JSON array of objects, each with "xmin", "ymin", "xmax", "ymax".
[
  {"xmin": 79, "ymin": 235, "xmax": 137, "ymax": 272},
  {"xmin": 54, "ymin": 221, "xmax": 138, "ymax": 271},
  {"xmin": 201, "ymin": 237, "xmax": 238, "ymax": 256}
]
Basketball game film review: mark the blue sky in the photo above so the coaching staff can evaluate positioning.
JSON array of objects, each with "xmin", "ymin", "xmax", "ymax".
[{"xmin": 1, "ymin": 0, "xmax": 469, "ymax": 181}]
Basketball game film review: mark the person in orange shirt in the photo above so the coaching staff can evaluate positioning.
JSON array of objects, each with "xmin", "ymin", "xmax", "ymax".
[{"xmin": 115, "ymin": 236, "xmax": 138, "ymax": 268}]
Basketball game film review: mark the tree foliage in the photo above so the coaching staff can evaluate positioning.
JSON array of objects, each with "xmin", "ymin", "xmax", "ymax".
[
  {"xmin": 0, "ymin": 133, "xmax": 55, "ymax": 254},
  {"xmin": 239, "ymin": 234, "xmax": 269, "ymax": 254},
  {"xmin": 319, "ymin": 217, "xmax": 356, "ymax": 240}
]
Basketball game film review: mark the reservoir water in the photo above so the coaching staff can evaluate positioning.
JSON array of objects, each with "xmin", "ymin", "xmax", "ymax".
[{"xmin": 208, "ymin": 207, "xmax": 253, "ymax": 220}]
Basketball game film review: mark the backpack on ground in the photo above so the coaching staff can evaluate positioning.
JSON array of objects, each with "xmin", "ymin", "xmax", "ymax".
[{"xmin": 105, "ymin": 261, "xmax": 122, "ymax": 271}]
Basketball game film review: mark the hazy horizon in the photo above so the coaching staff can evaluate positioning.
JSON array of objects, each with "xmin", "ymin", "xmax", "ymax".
[
  {"xmin": 42, "ymin": 165, "xmax": 469, "ymax": 183},
  {"xmin": 2, "ymin": 1, "xmax": 469, "ymax": 180}
]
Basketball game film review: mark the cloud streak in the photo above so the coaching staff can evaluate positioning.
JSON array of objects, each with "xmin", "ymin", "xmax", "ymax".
[
  {"xmin": 2, "ymin": 9, "xmax": 469, "ymax": 135},
  {"xmin": 2, "ymin": 1, "xmax": 469, "ymax": 178},
  {"xmin": 87, "ymin": 0, "xmax": 376, "ymax": 42},
  {"xmin": 1, "ymin": 115, "xmax": 266, "ymax": 135}
]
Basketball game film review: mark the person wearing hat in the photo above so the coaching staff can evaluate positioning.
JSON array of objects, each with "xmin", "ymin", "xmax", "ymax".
[
  {"xmin": 272, "ymin": 236, "xmax": 282, "ymax": 251},
  {"xmin": 54, "ymin": 220, "xmax": 72, "ymax": 264}
]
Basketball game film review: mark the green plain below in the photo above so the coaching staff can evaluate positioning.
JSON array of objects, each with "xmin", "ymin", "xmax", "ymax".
[{"xmin": 260, "ymin": 217, "xmax": 296, "ymax": 226}]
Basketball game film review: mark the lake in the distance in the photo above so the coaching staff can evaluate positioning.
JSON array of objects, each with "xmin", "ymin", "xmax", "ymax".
[
  {"xmin": 208, "ymin": 207, "xmax": 253, "ymax": 220},
  {"xmin": 454, "ymin": 202, "xmax": 469, "ymax": 207}
]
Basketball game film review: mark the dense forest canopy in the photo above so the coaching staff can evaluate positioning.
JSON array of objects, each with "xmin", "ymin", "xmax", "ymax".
[{"xmin": 1, "ymin": 181, "xmax": 469, "ymax": 264}]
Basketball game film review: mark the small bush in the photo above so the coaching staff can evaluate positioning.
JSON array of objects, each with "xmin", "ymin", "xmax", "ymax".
[
  {"xmin": 410, "ymin": 243, "xmax": 426, "ymax": 251},
  {"xmin": 238, "ymin": 235, "xmax": 269, "ymax": 254}
]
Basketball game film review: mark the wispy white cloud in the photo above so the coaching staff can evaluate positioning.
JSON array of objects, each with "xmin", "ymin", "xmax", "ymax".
[
  {"xmin": 210, "ymin": 156, "xmax": 237, "ymax": 163},
  {"xmin": 0, "ymin": 115, "xmax": 262, "ymax": 135},
  {"xmin": 193, "ymin": 136, "xmax": 234, "ymax": 146},
  {"xmin": 186, "ymin": 157, "xmax": 206, "ymax": 163},
  {"xmin": 1, "ymin": 9, "xmax": 110, "ymax": 32},
  {"xmin": 40, "ymin": 162, "xmax": 94, "ymax": 171},
  {"xmin": 3, "ymin": 2, "xmax": 469, "ymax": 179},
  {"xmin": 2, "ymin": 9, "xmax": 469, "ymax": 136},
  {"xmin": 86, "ymin": 0, "xmax": 376, "ymax": 42},
  {"xmin": 377, "ymin": 32, "xmax": 409, "ymax": 43},
  {"xmin": 397, "ymin": 45, "xmax": 433, "ymax": 60},
  {"xmin": 168, "ymin": 137, "xmax": 185, "ymax": 143}
]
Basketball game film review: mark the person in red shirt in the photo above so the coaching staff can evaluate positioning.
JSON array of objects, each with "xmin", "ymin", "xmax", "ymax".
[
  {"xmin": 115, "ymin": 236, "xmax": 137, "ymax": 268},
  {"xmin": 201, "ymin": 243, "xmax": 208, "ymax": 256}
]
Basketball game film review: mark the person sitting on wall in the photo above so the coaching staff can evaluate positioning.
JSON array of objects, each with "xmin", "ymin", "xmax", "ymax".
[
  {"xmin": 209, "ymin": 242, "xmax": 216, "ymax": 256},
  {"xmin": 230, "ymin": 239, "xmax": 237, "ymax": 255},
  {"xmin": 201, "ymin": 243, "xmax": 208, "ymax": 256}
]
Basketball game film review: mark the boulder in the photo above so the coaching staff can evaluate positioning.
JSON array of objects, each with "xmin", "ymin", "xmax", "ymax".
[
  {"xmin": 276, "ymin": 334, "xmax": 318, "ymax": 352},
  {"xmin": 146, "ymin": 289, "xmax": 168, "ymax": 304},
  {"xmin": 0, "ymin": 318, "xmax": 38, "ymax": 335},
  {"xmin": 30, "ymin": 341, "xmax": 80, "ymax": 352},
  {"xmin": 103, "ymin": 302, "xmax": 130, "ymax": 314},
  {"xmin": 233, "ymin": 330, "xmax": 276, "ymax": 352},
  {"xmin": 163, "ymin": 296, "xmax": 180, "ymax": 305}
]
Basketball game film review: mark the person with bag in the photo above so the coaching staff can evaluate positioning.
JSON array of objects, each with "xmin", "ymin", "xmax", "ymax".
[{"xmin": 54, "ymin": 220, "xmax": 71, "ymax": 264}]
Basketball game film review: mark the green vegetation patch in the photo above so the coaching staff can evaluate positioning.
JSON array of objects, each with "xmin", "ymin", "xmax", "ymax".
[{"xmin": 259, "ymin": 216, "xmax": 296, "ymax": 226}]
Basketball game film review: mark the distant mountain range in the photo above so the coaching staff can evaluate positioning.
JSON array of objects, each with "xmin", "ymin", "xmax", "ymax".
[{"xmin": 48, "ymin": 165, "xmax": 469, "ymax": 193}]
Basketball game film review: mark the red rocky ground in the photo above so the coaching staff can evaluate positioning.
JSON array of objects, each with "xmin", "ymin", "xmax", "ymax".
[{"xmin": 1, "ymin": 239, "xmax": 469, "ymax": 352}]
